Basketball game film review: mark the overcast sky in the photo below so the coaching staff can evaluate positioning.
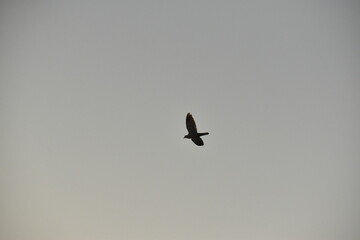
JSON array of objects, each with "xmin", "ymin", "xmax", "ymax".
[{"xmin": 1, "ymin": 1, "xmax": 360, "ymax": 240}]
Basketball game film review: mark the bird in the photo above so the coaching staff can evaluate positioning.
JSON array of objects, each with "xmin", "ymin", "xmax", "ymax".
[{"xmin": 184, "ymin": 113, "xmax": 209, "ymax": 146}]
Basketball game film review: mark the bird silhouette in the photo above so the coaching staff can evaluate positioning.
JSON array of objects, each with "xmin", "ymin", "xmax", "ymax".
[{"xmin": 184, "ymin": 113, "xmax": 209, "ymax": 146}]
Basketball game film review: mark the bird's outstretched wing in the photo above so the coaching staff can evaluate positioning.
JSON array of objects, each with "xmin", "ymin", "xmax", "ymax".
[
  {"xmin": 186, "ymin": 113, "xmax": 197, "ymax": 134},
  {"xmin": 191, "ymin": 137, "xmax": 204, "ymax": 146}
]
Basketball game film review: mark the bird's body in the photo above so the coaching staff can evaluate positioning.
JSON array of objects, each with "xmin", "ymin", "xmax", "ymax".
[{"xmin": 184, "ymin": 113, "xmax": 209, "ymax": 146}]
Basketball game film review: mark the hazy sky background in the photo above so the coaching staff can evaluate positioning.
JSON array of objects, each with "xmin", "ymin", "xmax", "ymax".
[{"xmin": 1, "ymin": 1, "xmax": 360, "ymax": 240}]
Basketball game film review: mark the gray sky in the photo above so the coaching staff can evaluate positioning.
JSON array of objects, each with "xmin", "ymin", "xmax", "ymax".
[{"xmin": 1, "ymin": 1, "xmax": 360, "ymax": 240}]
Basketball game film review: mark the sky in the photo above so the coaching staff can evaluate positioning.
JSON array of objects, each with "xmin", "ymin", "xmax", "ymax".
[{"xmin": 1, "ymin": 1, "xmax": 360, "ymax": 240}]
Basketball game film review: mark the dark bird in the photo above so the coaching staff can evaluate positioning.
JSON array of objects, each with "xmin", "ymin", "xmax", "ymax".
[{"xmin": 184, "ymin": 113, "xmax": 209, "ymax": 146}]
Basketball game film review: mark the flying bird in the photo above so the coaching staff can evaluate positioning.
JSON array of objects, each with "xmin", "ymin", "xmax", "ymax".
[{"xmin": 184, "ymin": 113, "xmax": 209, "ymax": 146}]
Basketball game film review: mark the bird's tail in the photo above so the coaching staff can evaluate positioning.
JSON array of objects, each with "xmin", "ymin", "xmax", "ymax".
[{"xmin": 198, "ymin": 132, "xmax": 209, "ymax": 137}]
